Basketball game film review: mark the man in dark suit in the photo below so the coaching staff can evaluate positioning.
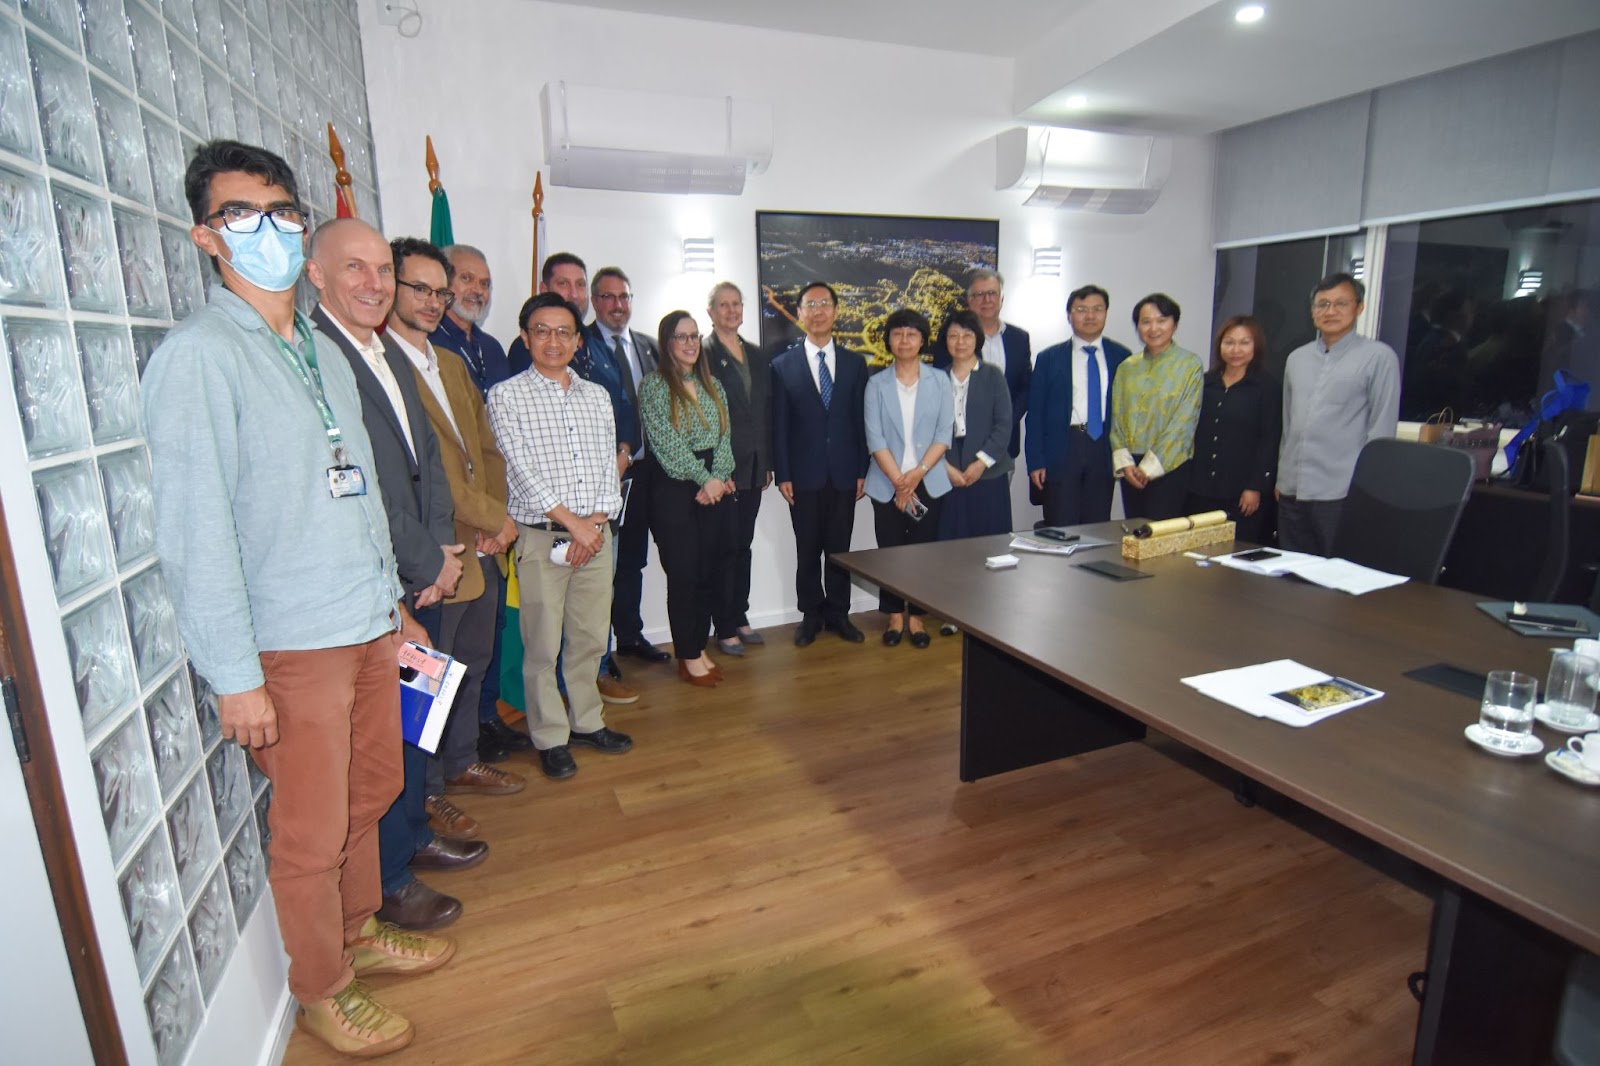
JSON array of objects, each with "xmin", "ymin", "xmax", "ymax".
[
  {"xmin": 770, "ymin": 281, "xmax": 869, "ymax": 646},
  {"xmin": 584, "ymin": 266, "xmax": 666, "ymax": 664},
  {"xmin": 933, "ymin": 268, "xmax": 1031, "ymax": 458},
  {"xmin": 1025, "ymin": 284, "xmax": 1131, "ymax": 527},
  {"xmin": 306, "ymin": 218, "xmax": 484, "ymax": 931}
]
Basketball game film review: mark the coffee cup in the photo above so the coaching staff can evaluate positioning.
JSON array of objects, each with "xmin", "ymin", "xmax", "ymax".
[{"xmin": 1567, "ymin": 733, "xmax": 1600, "ymax": 772}]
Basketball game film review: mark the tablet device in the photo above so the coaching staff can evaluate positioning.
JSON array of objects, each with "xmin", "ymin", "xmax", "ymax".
[
  {"xmin": 1402, "ymin": 663, "xmax": 1487, "ymax": 700},
  {"xmin": 1077, "ymin": 560, "xmax": 1151, "ymax": 582}
]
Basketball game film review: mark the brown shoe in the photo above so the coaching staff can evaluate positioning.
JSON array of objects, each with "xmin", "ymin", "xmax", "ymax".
[
  {"xmin": 349, "ymin": 916, "xmax": 456, "ymax": 978},
  {"xmin": 297, "ymin": 979, "xmax": 413, "ymax": 1058},
  {"xmin": 425, "ymin": 794, "xmax": 480, "ymax": 839},
  {"xmin": 375, "ymin": 879, "xmax": 461, "ymax": 931},
  {"xmin": 597, "ymin": 676, "xmax": 639, "ymax": 704},
  {"xmin": 444, "ymin": 761, "xmax": 526, "ymax": 796},
  {"xmin": 410, "ymin": 835, "xmax": 489, "ymax": 872}
]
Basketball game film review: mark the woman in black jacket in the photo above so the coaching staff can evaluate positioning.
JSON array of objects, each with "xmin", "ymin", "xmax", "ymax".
[{"xmin": 1185, "ymin": 315, "xmax": 1281, "ymax": 544}]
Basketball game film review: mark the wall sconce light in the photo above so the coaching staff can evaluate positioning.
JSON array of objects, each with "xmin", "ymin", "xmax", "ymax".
[
  {"xmin": 682, "ymin": 237, "xmax": 715, "ymax": 272},
  {"xmin": 1350, "ymin": 256, "xmax": 1365, "ymax": 281},
  {"xmin": 1516, "ymin": 269, "xmax": 1543, "ymax": 298},
  {"xmin": 1032, "ymin": 246, "xmax": 1063, "ymax": 277}
]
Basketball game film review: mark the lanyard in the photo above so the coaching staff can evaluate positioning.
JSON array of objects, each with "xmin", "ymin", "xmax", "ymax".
[{"xmin": 270, "ymin": 315, "xmax": 349, "ymax": 465}]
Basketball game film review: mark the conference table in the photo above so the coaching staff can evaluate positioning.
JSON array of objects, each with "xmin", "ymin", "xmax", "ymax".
[{"xmin": 835, "ymin": 524, "xmax": 1600, "ymax": 1066}]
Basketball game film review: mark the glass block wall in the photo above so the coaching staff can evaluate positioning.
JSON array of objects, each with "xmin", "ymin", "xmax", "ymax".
[{"xmin": 0, "ymin": 0, "xmax": 379, "ymax": 1062}]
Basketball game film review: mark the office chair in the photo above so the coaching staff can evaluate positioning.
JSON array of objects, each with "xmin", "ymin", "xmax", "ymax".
[
  {"xmin": 1329, "ymin": 438, "xmax": 1476, "ymax": 584},
  {"xmin": 1528, "ymin": 440, "xmax": 1571, "ymax": 602}
]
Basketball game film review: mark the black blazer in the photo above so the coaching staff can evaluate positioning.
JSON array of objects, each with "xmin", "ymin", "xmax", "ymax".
[
  {"xmin": 770, "ymin": 340, "xmax": 869, "ymax": 492},
  {"xmin": 579, "ymin": 324, "xmax": 659, "ymax": 454},
  {"xmin": 933, "ymin": 322, "xmax": 1031, "ymax": 457},
  {"xmin": 946, "ymin": 362, "xmax": 1014, "ymax": 480},
  {"xmin": 311, "ymin": 307, "xmax": 454, "ymax": 597},
  {"xmin": 1189, "ymin": 370, "xmax": 1282, "ymax": 499},
  {"xmin": 705, "ymin": 330, "xmax": 772, "ymax": 488}
]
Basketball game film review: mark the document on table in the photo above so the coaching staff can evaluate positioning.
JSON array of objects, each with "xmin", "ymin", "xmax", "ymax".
[
  {"xmin": 1008, "ymin": 533, "xmax": 1113, "ymax": 556},
  {"xmin": 1182, "ymin": 659, "xmax": 1385, "ymax": 727},
  {"xmin": 1216, "ymin": 549, "xmax": 1408, "ymax": 595}
]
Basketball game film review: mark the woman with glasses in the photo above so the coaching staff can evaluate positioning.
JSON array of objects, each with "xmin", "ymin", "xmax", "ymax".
[
  {"xmin": 702, "ymin": 281, "xmax": 773, "ymax": 658},
  {"xmin": 936, "ymin": 309, "xmax": 1013, "ymax": 540},
  {"xmin": 639, "ymin": 311, "xmax": 737, "ymax": 686},
  {"xmin": 864, "ymin": 309, "xmax": 953, "ymax": 648},
  {"xmin": 1185, "ymin": 315, "xmax": 1281, "ymax": 543},
  {"xmin": 1110, "ymin": 293, "xmax": 1204, "ymax": 521}
]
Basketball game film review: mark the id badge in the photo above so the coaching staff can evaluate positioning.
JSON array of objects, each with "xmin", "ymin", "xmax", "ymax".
[{"xmin": 327, "ymin": 464, "xmax": 367, "ymax": 497}]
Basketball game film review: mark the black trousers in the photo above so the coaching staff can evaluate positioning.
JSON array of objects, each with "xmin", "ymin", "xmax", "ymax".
[
  {"xmin": 790, "ymin": 484, "xmax": 857, "ymax": 621},
  {"xmin": 649, "ymin": 464, "xmax": 736, "ymax": 660},
  {"xmin": 1040, "ymin": 429, "xmax": 1114, "ymax": 527},
  {"xmin": 1121, "ymin": 459, "xmax": 1191, "ymax": 521},
  {"xmin": 1278, "ymin": 495, "xmax": 1343, "ymax": 556},
  {"xmin": 871, "ymin": 486, "xmax": 944, "ymax": 615},
  {"xmin": 713, "ymin": 479, "xmax": 764, "ymax": 638},
  {"xmin": 613, "ymin": 460, "xmax": 652, "ymax": 644}
]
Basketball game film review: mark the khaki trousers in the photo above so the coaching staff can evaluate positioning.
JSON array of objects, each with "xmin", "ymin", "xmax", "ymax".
[
  {"xmin": 251, "ymin": 635, "xmax": 402, "ymax": 1002},
  {"xmin": 516, "ymin": 524, "xmax": 612, "ymax": 748}
]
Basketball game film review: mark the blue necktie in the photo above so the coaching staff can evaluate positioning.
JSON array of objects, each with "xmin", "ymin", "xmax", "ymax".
[
  {"xmin": 817, "ymin": 352, "xmax": 834, "ymax": 410},
  {"xmin": 1084, "ymin": 345, "xmax": 1102, "ymax": 440}
]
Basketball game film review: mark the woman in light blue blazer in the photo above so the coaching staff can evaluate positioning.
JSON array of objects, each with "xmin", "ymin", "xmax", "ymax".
[{"xmin": 865, "ymin": 308, "xmax": 953, "ymax": 648}]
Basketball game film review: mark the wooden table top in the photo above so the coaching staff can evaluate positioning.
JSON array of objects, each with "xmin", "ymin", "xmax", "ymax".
[{"xmin": 836, "ymin": 524, "xmax": 1600, "ymax": 954}]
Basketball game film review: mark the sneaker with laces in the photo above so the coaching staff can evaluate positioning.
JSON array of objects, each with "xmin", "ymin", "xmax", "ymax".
[
  {"xmin": 348, "ymin": 916, "xmax": 456, "ymax": 978},
  {"xmin": 597, "ymin": 676, "xmax": 639, "ymax": 704},
  {"xmin": 424, "ymin": 794, "xmax": 480, "ymax": 839},
  {"xmin": 297, "ymin": 979, "xmax": 414, "ymax": 1057}
]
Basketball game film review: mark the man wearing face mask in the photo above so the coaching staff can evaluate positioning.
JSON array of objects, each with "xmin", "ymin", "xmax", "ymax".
[{"xmin": 143, "ymin": 141, "xmax": 451, "ymax": 1058}]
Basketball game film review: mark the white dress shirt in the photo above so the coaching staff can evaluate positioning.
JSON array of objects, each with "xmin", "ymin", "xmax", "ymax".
[
  {"xmin": 322, "ymin": 309, "xmax": 416, "ymax": 458},
  {"xmin": 388, "ymin": 330, "xmax": 463, "ymax": 448},
  {"xmin": 1069, "ymin": 334, "xmax": 1111, "ymax": 427},
  {"xmin": 981, "ymin": 324, "xmax": 1007, "ymax": 373},
  {"xmin": 896, "ymin": 375, "xmax": 919, "ymax": 472},
  {"xmin": 804, "ymin": 338, "xmax": 837, "ymax": 398}
]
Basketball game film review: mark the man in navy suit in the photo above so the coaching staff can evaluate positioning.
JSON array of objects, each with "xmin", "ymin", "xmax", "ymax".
[
  {"xmin": 771, "ymin": 281, "xmax": 869, "ymax": 646},
  {"xmin": 933, "ymin": 268, "xmax": 1031, "ymax": 458},
  {"xmin": 1025, "ymin": 284, "xmax": 1131, "ymax": 527}
]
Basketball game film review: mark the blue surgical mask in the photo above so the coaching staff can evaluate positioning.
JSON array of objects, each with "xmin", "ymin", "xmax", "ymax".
[{"xmin": 219, "ymin": 224, "xmax": 305, "ymax": 292}]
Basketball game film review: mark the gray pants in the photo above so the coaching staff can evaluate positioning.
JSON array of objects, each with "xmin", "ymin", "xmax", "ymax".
[
  {"xmin": 426, "ymin": 555, "xmax": 501, "ymax": 794},
  {"xmin": 518, "ymin": 524, "xmax": 611, "ymax": 749},
  {"xmin": 1277, "ymin": 495, "xmax": 1344, "ymax": 556}
]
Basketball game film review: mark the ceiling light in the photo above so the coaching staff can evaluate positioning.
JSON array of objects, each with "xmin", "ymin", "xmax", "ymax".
[
  {"xmin": 1065, "ymin": 94, "xmax": 1088, "ymax": 110},
  {"xmin": 1235, "ymin": 4, "xmax": 1265, "ymax": 24}
]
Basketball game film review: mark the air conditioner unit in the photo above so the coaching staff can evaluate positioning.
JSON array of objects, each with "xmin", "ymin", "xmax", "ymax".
[
  {"xmin": 995, "ymin": 127, "xmax": 1171, "ymax": 215},
  {"xmin": 540, "ymin": 81, "xmax": 773, "ymax": 196}
]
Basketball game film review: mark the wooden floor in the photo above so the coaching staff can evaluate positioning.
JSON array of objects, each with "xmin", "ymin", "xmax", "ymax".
[{"xmin": 282, "ymin": 618, "xmax": 1431, "ymax": 1065}]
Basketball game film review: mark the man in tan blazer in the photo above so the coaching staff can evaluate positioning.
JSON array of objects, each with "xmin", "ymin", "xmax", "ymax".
[{"xmin": 387, "ymin": 238, "xmax": 525, "ymax": 840}]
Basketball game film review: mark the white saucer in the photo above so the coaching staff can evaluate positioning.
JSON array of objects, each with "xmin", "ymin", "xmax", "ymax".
[
  {"xmin": 1545, "ymin": 748, "xmax": 1600, "ymax": 786},
  {"xmin": 1534, "ymin": 703, "xmax": 1600, "ymax": 734},
  {"xmin": 1464, "ymin": 722, "xmax": 1544, "ymax": 757}
]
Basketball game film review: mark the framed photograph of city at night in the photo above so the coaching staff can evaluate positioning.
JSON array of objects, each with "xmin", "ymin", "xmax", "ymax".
[{"xmin": 755, "ymin": 211, "xmax": 999, "ymax": 365}]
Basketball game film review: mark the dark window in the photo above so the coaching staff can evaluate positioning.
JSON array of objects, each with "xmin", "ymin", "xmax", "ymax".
[{"xmin": 1213, "ymin": 232, "xmax": 1366, "ymax": 381}]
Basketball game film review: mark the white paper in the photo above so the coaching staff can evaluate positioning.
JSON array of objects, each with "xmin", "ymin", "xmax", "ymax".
[
  {"xmin": 1182, "ymin": 658, "xmax": 1385, "ymax": 727},
  {"xmin": 1216, "ymin": 549, "xmax": 1408, "ymax": 595},
  {"xmin": 1008, "ymin": 533, "xmax": 1113, "ymax": 556}
]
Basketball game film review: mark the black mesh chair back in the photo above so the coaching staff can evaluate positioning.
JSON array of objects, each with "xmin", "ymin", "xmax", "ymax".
[
  {"xmin": 1328, "ymin": 438, "xmax": 1476, "ymax": 584},
  {"xmin": 1529, "ymin": 440, "xmax": 1571, "ymax": 601}
]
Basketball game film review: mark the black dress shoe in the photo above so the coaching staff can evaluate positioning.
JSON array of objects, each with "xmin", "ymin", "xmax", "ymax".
[
  {"xmin": 476, "ymin": 733, "xmax": 510, "ymax": 764},
  {"xmin": 882, "ymin": 628, "xmax": 903, "ymax": 647},
  {"xmin": 410, "ymin": 836, "xmax": 489, "ymax": 872},
  {"xmin": 538, "ymin": 745, "xmax": 578, "ymax": 780},
  {"xmin": 482, "ymin": 715, "xmax": 533, "ymax": 752},
  {"xmin": 794, "ymin": 616, "xmax": 821, "ymax": 647},
  {"xmin": 570, "ymin": 727, "xmax": 633, "ymax": 754},
  {"xmin": 375, "ymin": 879, "xmax": 461, "ymax": 931},
  {"xmin": 828, "ymin": 617, "xmax": 866, "ymax": 643},
  {"xmin": 616, "ymin": 639, "xmax": 670, "ymax": 663},
  {"xmin": 909, "ymin": 630, "xmax": 932, "ymax": 649}
]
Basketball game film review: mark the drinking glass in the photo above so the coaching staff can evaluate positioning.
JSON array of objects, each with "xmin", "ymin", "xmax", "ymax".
[
  {"xmin": 1479, "ymin": 670, "xmax": 1538, "ymax": 748},
  {"xmin": 1545, "ymin": 651, "xmax": 1599, "ymax": 728}
]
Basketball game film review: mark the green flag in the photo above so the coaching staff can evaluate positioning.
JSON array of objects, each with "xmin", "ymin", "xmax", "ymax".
[{"xmin": 429, "ymin": 185, "xmax": 453, "ymax": 248}]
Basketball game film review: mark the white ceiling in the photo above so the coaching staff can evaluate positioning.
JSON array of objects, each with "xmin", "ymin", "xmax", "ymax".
[{"xmin": 536, "ymin": 0, "xmax": 1600, "ymax": 134}]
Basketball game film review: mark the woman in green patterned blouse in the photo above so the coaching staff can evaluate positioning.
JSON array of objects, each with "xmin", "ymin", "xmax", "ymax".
[
  {"xmin": 1110, "ymin": 292, "xmax": 1204, "ymax": 521},
  {"xmin": 640, "ymin": 310, "xmax": 738, "ymax": 686}
]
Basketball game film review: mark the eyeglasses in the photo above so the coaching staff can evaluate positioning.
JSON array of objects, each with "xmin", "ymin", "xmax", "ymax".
[
  {"xmin": 968, "ymin": 289, "xmax": 1001, "ymax": 301},
  {"xmin": 801, "ymin": 299, "xmax": 833, "ymax": 310},
  {"xmin": 1313, "ymin": 299, "xmax": 1357, "ymax": 312},
  {"xmin": 594, "ymin": 291, "xmax": 633, "ymax": 303},
  {"xmin": 396, "ymin": 278, "xmax": 456, "ymax": 307},
  {"xmin": 526, "ymin": 324, "xmax": 577, "ymax": 341},
  {"xmin": 672, "ymin": 331, "xmax": 701, "ymax": 344},
  {"xmin": 1070, "ymin": 304, "xmax": 1107, "ymax": 316},
  {"xmin": 204, "ymin": 204, "xmax": 306, "ymax": 234}
]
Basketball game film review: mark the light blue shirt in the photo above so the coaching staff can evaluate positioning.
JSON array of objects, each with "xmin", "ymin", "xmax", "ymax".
[
  {"xmin": 142, "ymin": 285, "xmax": 403, "ymax": 694},
  {"xmin": 1279, "ymin": 331, "xmax": 1401, "ymax": 500}
]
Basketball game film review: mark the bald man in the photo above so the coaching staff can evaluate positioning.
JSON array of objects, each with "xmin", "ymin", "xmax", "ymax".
[{"xmin": 308, "ymin": 218, "xmax": 486, "ymax": 931}]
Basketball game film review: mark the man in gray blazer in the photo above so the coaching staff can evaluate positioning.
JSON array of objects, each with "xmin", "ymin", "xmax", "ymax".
[{"xmin": 307, "ymin": 218, "xmax": 482, "ymax": 932}]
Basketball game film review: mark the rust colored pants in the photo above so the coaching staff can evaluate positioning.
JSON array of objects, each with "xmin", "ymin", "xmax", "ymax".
[{"xmin": 251, "ymin": 635, "xmax": 402, "ymax": 1002}]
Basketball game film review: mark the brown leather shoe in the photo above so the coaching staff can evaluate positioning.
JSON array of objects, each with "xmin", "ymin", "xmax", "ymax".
[
  {"xmin": 678, "ymin": 660, "xmax": 718, "ymax": 688},
  {"xmin": 297, "ymin": 979, "xmax": 413, "ymax": 1058},
  {"xmin": 597, "ymin": 676, "xmax": 639, "ymax": 704},
  {"xmin": 424, "ymin": 794, "xmax": 480, "ymax": 840},
  {"xmin": 444, "ymin": 761, "xmax": 526, "ymax": 796},
  {"xmin": 348, "ymin": 916, "xmax": 456, "ymax": 978},
  {"xmin": 410, "ymin": 835, "xmax": 489, "ymax": 872},
  {"xmin": 375, "ymin": 879, "xmax": 461, "ymax": 931}
]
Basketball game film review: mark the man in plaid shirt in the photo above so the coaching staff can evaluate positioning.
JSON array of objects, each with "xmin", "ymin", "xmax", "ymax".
[{"xmin": 486, "ymin": 293, "xmax": 635, "ymax": 780}]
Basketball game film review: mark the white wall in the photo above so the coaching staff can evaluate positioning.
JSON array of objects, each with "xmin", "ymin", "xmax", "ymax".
[{"xmin": 358, "ymin": 0, "xmax": 1217, "ymax": 635}]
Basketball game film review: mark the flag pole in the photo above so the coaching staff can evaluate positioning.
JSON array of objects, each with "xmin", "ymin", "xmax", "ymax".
[
  {"xmin": 425, "ymin": 135, "xmax": 453, "ymax": 247},
  {"xmin": 327, "ymin": 123, "xmax": 357, "ymax": 218},
  {"xmin": 529, "ymin": 173, "xmax": 544, "ymax": 297}
]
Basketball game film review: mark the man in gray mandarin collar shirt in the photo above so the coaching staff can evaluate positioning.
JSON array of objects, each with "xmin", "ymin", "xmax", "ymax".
[{"xmin": 1277, "ymin": 272, "xmax": 1400, "ymax": 555}]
